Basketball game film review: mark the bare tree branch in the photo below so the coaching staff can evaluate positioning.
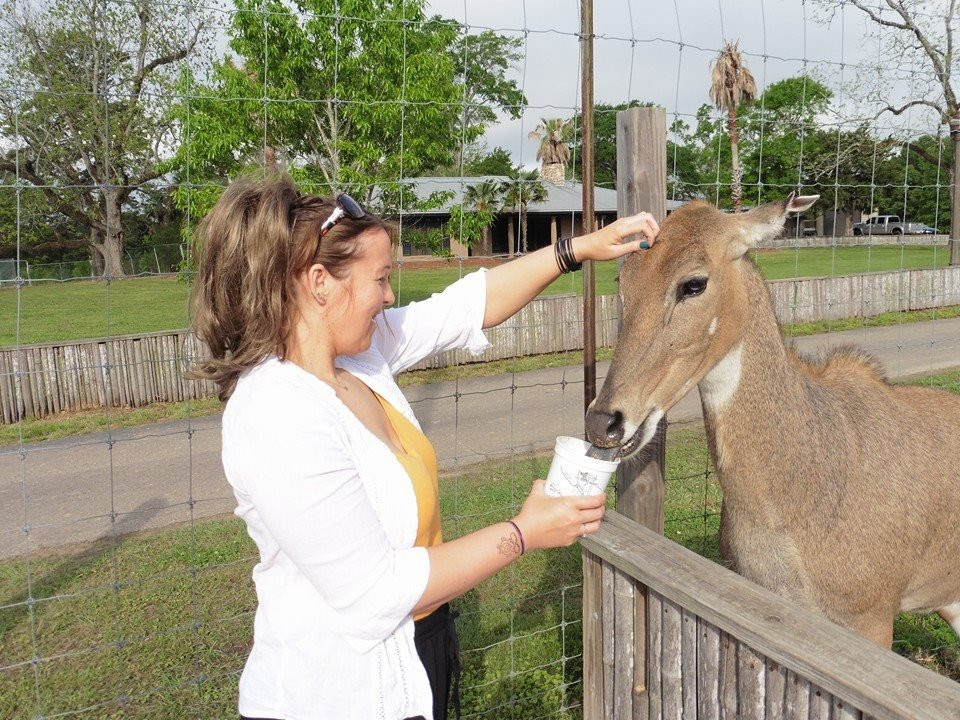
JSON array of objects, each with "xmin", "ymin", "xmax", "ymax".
[
  {"xmin": 876, "ymin": 99, "xmax": 946, "ymax": 118},
  {"xmin": 846, "ymin": 0, "xmax": 909, "ymax": 31}
]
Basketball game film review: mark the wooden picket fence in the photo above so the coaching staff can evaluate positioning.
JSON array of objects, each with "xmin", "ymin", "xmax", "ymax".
[{"xmin": 2, "ymin": 265, "xmax": 960, "ymax": 423}]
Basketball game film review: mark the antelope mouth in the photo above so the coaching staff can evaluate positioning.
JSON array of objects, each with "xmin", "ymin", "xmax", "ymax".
[{"xmin": 616, "ymin": 408, "xmax": 665, "ymax": 460}]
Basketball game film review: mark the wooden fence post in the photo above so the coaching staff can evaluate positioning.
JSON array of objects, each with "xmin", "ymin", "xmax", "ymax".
[{"xmin": 614, "ymin": 105, "xmax": 668, "ymax": 719}]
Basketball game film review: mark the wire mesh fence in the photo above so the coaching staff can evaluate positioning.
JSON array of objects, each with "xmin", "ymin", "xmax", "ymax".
[{"xmin": 1, "ymin": 0, "xmax": 959, "ymax": 718}]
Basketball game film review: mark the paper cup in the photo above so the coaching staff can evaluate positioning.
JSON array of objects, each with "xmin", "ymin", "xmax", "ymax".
[{"xmin": 545, "ymin": 436, "xmax": 620, "ymax": 497}]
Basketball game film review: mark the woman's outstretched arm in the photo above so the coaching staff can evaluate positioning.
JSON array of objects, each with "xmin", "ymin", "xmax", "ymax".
[{"xmin": 482, "ymin": 211, "xmax": 660, "ymax": 329}]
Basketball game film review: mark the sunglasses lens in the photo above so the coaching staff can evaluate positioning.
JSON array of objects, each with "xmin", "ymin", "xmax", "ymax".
[{"xmin": 337, "ymin": 193, "xmax": 365, "ymax": 219}]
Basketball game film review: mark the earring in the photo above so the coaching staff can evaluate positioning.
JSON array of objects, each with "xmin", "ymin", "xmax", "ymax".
[{"xmin": 314, "ymin": 289, "xmax": 327, "ymax": 305}]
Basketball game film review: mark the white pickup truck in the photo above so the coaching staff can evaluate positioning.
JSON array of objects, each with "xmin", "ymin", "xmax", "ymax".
[{"xmin": 851, "ymin": 215, "xmax": 937, "ymax": 235}]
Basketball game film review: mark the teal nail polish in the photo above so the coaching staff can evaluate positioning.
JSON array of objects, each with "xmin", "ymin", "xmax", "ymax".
[{"xmin": 640, "ymin": 241, "xmax": 650, "ymax": 249}]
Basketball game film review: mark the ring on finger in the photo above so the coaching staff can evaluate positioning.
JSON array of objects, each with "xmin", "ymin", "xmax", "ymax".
[{"xmin": 581, "ymin": 522, "xmax": 587, "ymax": 538}]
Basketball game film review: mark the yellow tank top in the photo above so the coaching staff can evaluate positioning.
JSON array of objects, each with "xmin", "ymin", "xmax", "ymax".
[{"xmin": 374, "ymin": 394, "xmax": 442, "ymax": 621}]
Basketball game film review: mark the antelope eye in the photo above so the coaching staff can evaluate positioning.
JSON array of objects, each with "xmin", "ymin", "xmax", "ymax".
[{"xmin": 676, "ymin": 276, "xmax": 708, "ymax": 302}]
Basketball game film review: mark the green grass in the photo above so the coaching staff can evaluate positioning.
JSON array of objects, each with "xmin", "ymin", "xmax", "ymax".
[
  {"xmin": 0, "ymin": 277, "xmax": 192, "ymax": 347},
  {"xmin": 1, "ymin": 245, "xmax": 951, "ymax": 346},
  {"xmin": 752, "ymin": 244, "xmax": 951, "ymax": 279}
]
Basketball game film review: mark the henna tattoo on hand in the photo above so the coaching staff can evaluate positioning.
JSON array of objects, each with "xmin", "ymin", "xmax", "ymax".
[{"xmin": 497, "ymin": 531, "xmax": 522, "ymax": 557}]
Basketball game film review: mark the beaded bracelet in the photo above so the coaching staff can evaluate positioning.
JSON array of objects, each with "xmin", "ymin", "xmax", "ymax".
[{"xmin": 506, "ymin": 519, "xmax": 526, "ymax": 555}]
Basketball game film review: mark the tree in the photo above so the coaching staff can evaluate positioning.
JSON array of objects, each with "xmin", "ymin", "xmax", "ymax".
[
  {"xmin": 171, "ymin": 0, "xmax": 525, "ymax": 220},
  {"xmin": 528, "ymin": 118, "xmax": 573, "ymax": 185},
  {"xmin": 420, "ymin": 144, "xmax": 515, "ymax": 177},
  {"xmin": 463, "ymin": 179, "xmax": 502, "ymax": 255},
  {"xmin": 572, "ymin": 101, "xmax": 645, "ymax": 188},
  {"xmin": 822, "ymin": 0, "xmax": 959, "ymax": 260},
  {"xmin": 0, "ymin": 175, "xmax": 85, "ymax": 263},
  {"xmin": 500, "ymin": 168, "xmax": 547, "ymax": 254},
  {"xmin": 445, "ymin": 205, "xmax": 491, "ymax": 255},
  {"xmin": 709, "ymin": 42, "xmax": 757, "ymax": 212},
  {"xmin": 0, "ymin": 0, "xmax": 209, "ymax": 277},
  {"xmin": 466, "ymin": 147, "xmax": 515, "ymax": 177},
  {"xmin": 451, "ymin": 30, "xmax": 526, "ymax": 167}
]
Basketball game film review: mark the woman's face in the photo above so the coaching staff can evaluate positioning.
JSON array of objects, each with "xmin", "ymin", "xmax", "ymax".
[{"xmin": 324, "ymin": 228, "xmax": 395, "ymax": 356}]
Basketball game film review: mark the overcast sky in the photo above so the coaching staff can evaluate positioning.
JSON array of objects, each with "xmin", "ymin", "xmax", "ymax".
[{"xmin": 426, "ymin": 0, "xmax": 949, "ymax": 169}]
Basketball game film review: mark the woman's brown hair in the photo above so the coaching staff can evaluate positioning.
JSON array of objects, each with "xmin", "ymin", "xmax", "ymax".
[{"xmin": 188, "ymin": 174, "xmax": 392, "ymax": 400}]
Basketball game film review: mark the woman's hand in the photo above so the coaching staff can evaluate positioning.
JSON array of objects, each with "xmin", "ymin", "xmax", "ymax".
[
  {"xmin": 512, "ymin": 480, "xmax": 607, "ymax": 550},
  {"xmin": 572, "ymin": 211, "xmax": 660, "ymax": 263}
]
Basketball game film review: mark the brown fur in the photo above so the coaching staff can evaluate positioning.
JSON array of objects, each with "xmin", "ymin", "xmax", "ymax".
[
  {"xmin": 587, "ymin": 196, "xmax": 960, "ymax": 647},
  {"xmin": 792, "ymin": 345, "xmax": 887, "ymax": 383}
]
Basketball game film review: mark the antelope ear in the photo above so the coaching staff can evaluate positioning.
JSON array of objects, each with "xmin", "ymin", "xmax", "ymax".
[
  {"xmin": 727, "ymin": 193, "xmax": 819, "ymax": 260},
  {"xmin": 787, "ymin": 193, "xmax": 819, "ymax": 213}
]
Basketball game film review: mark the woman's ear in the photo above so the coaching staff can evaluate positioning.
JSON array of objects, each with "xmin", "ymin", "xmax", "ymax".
[{"xmin": 298, "ymin": 263, "xmax": 329, "ymax": 308}]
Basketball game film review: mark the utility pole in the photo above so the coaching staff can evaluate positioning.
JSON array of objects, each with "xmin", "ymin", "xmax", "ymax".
[{"xmin": 950, "ymin": 114, "xmax": 960, "ymax": 266}]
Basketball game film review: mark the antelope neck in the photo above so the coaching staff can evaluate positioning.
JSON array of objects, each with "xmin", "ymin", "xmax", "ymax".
[{"xmin": 699, "ymin": 268, "xmax": 813, "ymax": 489}]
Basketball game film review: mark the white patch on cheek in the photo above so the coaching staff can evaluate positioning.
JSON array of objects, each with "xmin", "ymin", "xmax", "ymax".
[
  {"xmin": 699, "ymin": 342, "xmax": 743, "ymax": 413},
  {"xmin": 708, "ymin": 317, "xmax": 718, "ymax": 336}
]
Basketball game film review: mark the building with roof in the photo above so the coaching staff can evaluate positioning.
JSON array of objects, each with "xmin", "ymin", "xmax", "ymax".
[{"xmin": 396, "ymin": 175, "xmax": 683, "ymax": 258}]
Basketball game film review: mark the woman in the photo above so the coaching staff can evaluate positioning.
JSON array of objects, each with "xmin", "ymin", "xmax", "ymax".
[{"xmin": 190, "ymin": 174, "xmax": 659, "ymax": 720}]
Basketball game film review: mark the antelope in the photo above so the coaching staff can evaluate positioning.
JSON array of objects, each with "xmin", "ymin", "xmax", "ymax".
[{"xmin": 585, "ymin": 194, "xmax": 960, "ymax": 646}]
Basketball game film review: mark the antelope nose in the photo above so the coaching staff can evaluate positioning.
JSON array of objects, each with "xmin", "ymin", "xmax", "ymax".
[{"xmin": 585, "ymin": 409, "xmax": 625, "ymax": 446}]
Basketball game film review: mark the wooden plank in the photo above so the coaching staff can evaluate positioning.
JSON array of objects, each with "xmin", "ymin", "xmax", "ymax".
[
  {"xmin": 92, "ymin": 342, "xmax": 107, "ymax": 406},
  {"xmin": 737, "ymin": 645, "xmax": 765, "ymax": 720},
  {"xmin": 612, "ymin": 566, "xmax": 635, "ymax": 720},
  {"xmin": 0, "ymin": 353, "xmax": 11, "ymax": 424},
  {"xmin": 697, "ymin": 618, "xmax": 721, "ymax": 720},
  {"xmin": 785, "ymin": 670, "xmax": 810, "ymax": 720},
  {"xmin": 46, "ymin": 347, "xmax": 61, "ymax": 414},
  {"xmin": 834, "ymin": 694, "xmax": 862, "ymax": 720},
  {"xmin": 718, "ymin": 632, "xmax": 738, "ymax": 720},
  {"xmin": 660, "ymin": 597, "xmax": 682, "ymax": 720},
  {"xmin": 809, "ymin": 686, "xmax": 832, "ymax": 720},
  {"xmin": 76, "ymin": 344, "xmax": 90, "ymax": 409},
  {"xmin": 680, "ymin": 607, "xmax": 697, "ymax": 720},
  {"xmin": 133, "ymin": 340, "xmax": 146, "ymax": 406},
  {"xmin": 633, "ymin": 583, "xmax": 649, "ymax": 720},
  {"xmin": 602, "ymin": 559, "xmax": 615, "ymax": 714},
  {"xmin": 582, "ymin": 549, "xmax": 604, "ymax": 720},
  {"xmin": 646, "ymin": 589, "xmax": 662, "ymax": 720},
  {"xmin": 765, "ymin": 657, "xmax": 787, "ymax": 719},
  {"xmin": 128, "ymin": 340, "xmax": 141, "ymax": 407},
  {"xmin": 18, "ymin": 350, "xmax": 35, "ymax": 420},
  {"xmin": 31, "ymin": 348, "xmax": 47, "ymax": 417},
  {"xmin": 111, "ymin": 340, "xmax": 125, "ymax": 407},
  {"xmin": 581, "ymin": 512, "xmax": 960, "ymax": 720}
]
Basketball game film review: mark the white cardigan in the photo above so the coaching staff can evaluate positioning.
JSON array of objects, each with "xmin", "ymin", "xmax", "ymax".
[{"xmin": 222, "ymin": 270, "xmax": 490, "ymax": 720}]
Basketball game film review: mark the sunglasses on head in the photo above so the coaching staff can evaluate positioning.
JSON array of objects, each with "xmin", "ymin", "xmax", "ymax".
[{"xmin": 319, "ymin": 193, "xmax": 365, "ymax": 238}]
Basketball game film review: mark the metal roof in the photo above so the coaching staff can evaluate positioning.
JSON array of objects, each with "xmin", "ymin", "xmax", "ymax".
[{"xmin": 402, "ymin": 176, "xmax": 683, "ymax": 216}]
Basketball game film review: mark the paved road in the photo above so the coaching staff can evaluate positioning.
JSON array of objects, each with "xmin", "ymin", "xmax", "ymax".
[{"xmin": 2, "ymin": 317, "xmax": 959, "ymax": 557}]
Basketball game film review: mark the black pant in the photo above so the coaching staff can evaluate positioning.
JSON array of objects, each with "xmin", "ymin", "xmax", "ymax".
[
  {"xmin": 414, "ymin": 603, "xmax": 462, "ymax": 720},
  {"xmin": 240, "ymin": 605, "xmax": 461, "ymax": 720}
]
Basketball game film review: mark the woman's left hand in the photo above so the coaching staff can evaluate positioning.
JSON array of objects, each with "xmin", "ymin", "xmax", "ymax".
[{"xmin": 573, "ymin": 211, "xmax": 660, "ymax": 263}]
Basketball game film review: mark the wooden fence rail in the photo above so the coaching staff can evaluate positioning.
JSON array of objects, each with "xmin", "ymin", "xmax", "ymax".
[
  {"xmin": 2, "ymin": 266, "xmax": 960, "ymax": 422},
  {"xmin": 581, "ymin": 511, "xmax": 960, "ymax": 720}
]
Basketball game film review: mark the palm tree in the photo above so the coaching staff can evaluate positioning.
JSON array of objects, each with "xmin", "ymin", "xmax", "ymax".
[
  {"xmin": 500, "ymin": 169, "xmax": 547, "ymax": 254},
  {"xmin": 463, "ymin": 179, "xmax": 502, "ymax": 256},
  {"xmin": 528, "ymin": 118, "xmax": 573, "ymax": 185},
  {"xmin": 709, "ymin": 42, "xmax": 757, "ymax": 212}
]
